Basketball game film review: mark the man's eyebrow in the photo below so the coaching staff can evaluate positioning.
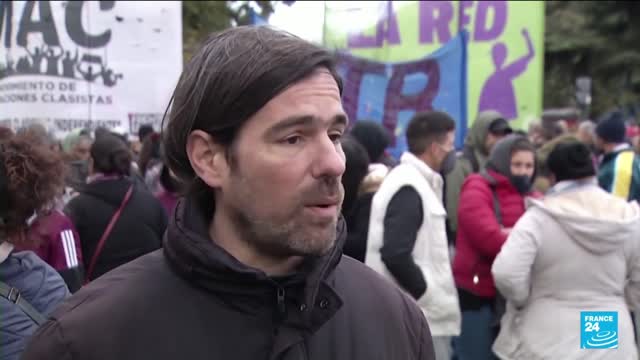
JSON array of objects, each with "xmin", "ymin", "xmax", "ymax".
[
  {"xmin": 333, "ymin": 114, "xmax": 348, "ymax": 128},
  {"xmin": 267, "ymin": 114, "xmax": 348, "ymax": 136}
]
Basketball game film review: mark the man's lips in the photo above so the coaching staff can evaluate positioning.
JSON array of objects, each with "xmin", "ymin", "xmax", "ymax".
[
  {"xmin": 304, "ymin": 199, "xmax": 341, "ymax": 218},
  {"xmin": 304, "ymin": 204, "xmax": 339, "ymax": 218}
]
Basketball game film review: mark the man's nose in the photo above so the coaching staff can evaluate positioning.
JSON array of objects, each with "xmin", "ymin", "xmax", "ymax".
[{"xmin": 311, "ymin": 135, "xmax": 345, "ymax": 179}]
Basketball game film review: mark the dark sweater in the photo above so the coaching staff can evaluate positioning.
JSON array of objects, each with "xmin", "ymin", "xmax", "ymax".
[{"xmin": 380, "ymin": 186, "xmax": 426, "ymax": 300}]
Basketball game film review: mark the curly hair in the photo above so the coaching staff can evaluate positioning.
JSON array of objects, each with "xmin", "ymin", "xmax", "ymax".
[{"xmin": 0, "ymin": 132, "xmax": 68, "ymax": 245}]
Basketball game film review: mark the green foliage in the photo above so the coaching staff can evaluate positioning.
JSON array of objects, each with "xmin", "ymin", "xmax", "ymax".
[
  {"xmin": 182, "ymin": 1, "xmax": 275, "ymax": 62},
  {"xmin": 545, "ymin": 1, "xmax": 640, "ymax": 119}
]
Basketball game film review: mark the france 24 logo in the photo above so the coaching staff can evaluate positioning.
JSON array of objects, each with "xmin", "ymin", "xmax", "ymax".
[{"xmin": 580, "ymin": 311, "xmax": 618, "ymax": 349}]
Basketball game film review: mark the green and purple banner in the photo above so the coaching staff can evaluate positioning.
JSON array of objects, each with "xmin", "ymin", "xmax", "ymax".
[{"xmin": 324, "ymin": 1, "xmax": 544, "ymax": 138}]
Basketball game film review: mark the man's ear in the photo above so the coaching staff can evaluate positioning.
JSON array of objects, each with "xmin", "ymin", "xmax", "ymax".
[{"xmin": 186, "ymin": 130, "xmax": 229, "ymax": 188}]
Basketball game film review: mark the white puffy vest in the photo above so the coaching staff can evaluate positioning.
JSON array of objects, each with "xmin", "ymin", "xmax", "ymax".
[{"xmin": 365, "ymin": 152, "xmax": 461, "ymax": 336}]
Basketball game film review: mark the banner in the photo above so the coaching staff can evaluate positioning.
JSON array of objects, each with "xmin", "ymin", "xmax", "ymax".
[
  {"xmin": 337, "ymin": 31, "xmax": 467, "ymax": 158},
  {"xmin": 0, "ymin": 1, "xmax": 182, "ymax": 139},
  {"xmin": 324, "ymin": 1, "xmax": 544, "ymax": 133}
]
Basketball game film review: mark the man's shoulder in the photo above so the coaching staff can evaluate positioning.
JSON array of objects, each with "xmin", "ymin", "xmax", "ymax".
[
  {"xmin": 332, "ymin": 256, "xmax": 425, "ymax": 319},
  {"xmin": 381, "ymin": 163, "xmax": 427, "ymax": 189},
  {"xmin": 50, "ymin": 250, "xmax": 172, "ymax": 322}
]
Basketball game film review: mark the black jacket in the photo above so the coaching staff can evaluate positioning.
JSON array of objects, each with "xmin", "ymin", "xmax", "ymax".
[
  {"xmin": 343, "ymin": 192, "xmax": 374, "ymax": 263},
  {"xmin": 23, "ymin": 196, "xmax": 435, "ymax": 360},
  {"xmin": 64, "ymin": 178, "xmax": 167, "ymax": 281}
]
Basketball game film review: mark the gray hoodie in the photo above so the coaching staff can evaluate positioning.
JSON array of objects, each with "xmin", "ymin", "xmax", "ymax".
[{"xmin": 445, "ymin": 111, "xmax": 506, "ymax": 234}]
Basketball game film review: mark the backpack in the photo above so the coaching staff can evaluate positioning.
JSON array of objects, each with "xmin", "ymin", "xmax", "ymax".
[{"xmin": 0, "ymin": 280, "xmax": 46, "ymax": 325}]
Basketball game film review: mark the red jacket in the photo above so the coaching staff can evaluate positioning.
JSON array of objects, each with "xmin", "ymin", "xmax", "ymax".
[{"xmin": 452, "ymin": 170, "xmax": 535, "ymax": 298}]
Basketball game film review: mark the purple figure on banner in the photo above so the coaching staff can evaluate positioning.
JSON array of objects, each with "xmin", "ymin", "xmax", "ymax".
[{"xmin": 478, "ymin": 28, "xmax": 535, "ymax": 120}]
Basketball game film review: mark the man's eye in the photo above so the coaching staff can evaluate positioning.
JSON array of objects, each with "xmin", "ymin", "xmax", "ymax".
[
  {"xmin": 283, "ymin": 136, "xmax": 302, "ymax": 145},
  {"xmin": 329, "ymin": 132, "xmax": 343, "ymax": 143}
]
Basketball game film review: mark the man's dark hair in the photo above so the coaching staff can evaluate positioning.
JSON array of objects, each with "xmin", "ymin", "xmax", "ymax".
[
  {"xmin": 162, "ymin": 26, "xmax": 342, "ymax": 200},
  {"xmin": 340, "ymin": 135, "xmax": 370, "ymax": 216},
  {"xmin": 90, "ymin": 134, "xmax": 132, "ymax": 177},
  {"xmin": 138, "ymin": 124, "xmax": 155, "ymax": 142},
  {"xmin": 349, "ymin": 121, "xmax": 391, "ymax": 163},
  {"xmin": 406, "ymin": 111, "xmax": 456, "ymax": 155}
]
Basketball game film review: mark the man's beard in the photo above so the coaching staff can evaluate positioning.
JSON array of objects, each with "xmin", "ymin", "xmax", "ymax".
[{"xmin": 225, "ymin": 174, "xmax": 344, "ymax": 260}]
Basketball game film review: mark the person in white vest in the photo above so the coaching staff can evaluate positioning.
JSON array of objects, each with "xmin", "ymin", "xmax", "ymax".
[{"xmin": 366, "ymin": 111, "xmax": 461, "ymax": 360}]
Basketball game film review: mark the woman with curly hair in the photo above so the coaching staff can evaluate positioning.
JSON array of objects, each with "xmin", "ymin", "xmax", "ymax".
[{"xmin": 0, "ymin": 129, "xmax": 70, "ymax": 360}]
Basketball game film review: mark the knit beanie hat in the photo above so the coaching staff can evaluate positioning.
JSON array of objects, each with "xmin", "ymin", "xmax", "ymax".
[
  {"xmin": 547, "ymin": 141, "xmax": 596, "ymax": 182},
  {"xmin": 595, "ymin": 111, "xmax": 626, "ymax": 143}
]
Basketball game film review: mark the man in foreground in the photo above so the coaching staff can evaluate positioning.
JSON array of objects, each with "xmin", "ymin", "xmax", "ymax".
[{"xmin": 22, "ymin": 26, "xmax": 435, "ymax": 360}]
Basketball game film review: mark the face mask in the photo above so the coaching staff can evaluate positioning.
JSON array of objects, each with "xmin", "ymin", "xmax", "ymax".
[
  {"xmin": 510, "ymin": 175, "xmax": 532, "ymax": 194},
  {"xmin": 440, "ymin": 150, "xmax": 457, "ymax": 175}
]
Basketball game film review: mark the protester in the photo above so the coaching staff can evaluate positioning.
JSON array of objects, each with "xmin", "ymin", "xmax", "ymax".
[
  {"xmin": 61, "ymin": 130, "xmax": 93, "ymax": 192},
  {"xmin": 349, "ymin": 120, "xmax": 395, "ymax": 168},
  {"xmin": 340, "ymin": 135, "xmax": 371, "ymax": 262},
  {"xmin": 628, "ymin": 124, "xmax": 640, "ymax": 154},
  {"xmin": 11, "ymin": 126, "xmax": 84, "ymax": 292},
  {"xmin": 154, "ymin": 165, "xmax": 182, "ymax": 216},
  {"xmin": 138, "ymin": 132, "xmax": 163, "ymax": 191},
  {"xmin": 445, "ymin": 110, "xmax": 512, "ymax": 245},
  {"xmin": 533, "ymin": 133, "xmax": 580, "ymax": 193},
  {"xmin": 138, "ymin": 124, "xmax": 155, "ymax": 143},
  {"xmin": 16, "ymin": 210, "xmax": 84, "ymax": 293},
  {"xmin": 23, "ymin": 26, "xmax": 435, "ymax": 360},
  {"xmin": 0, "ymin": 131, "xmax": 69, "ymax": 360},
  {"xmin": 595, "ymin": 111, "xmax": 640, "ymax": 201},
  {"xmin": 366, "ymin": 111, "xmax": 460, "ymax": 360},
  {"xmin": 452, "ymin": 135, "xmax": 538, "ymax": 360},
  {"xmin": 137, "ymin": 132, "xmax": 182, "ymax": 215},
  {"xmin": 492, "ymin": 141, "xmax": 640, "ymax": 359},
  {"xmin": 577, "ymin": 120, "xmax": 597, "ymax": 151},
  {"xmin": 344, "ymin": 121, "xmax": 394, "ymax": 262},
  {"xmin": 63, "ymin": 134, "xmax": 167, "ymax": 282}
]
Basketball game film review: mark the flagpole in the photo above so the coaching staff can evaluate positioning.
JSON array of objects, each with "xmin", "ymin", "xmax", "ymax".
[{"xmin": 321, "ymin": 0, "xmax": 327, "ymax": 45}]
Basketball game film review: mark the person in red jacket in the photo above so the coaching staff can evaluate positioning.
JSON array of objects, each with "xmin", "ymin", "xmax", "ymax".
[{"xmin": 452, "ymin": 134, "xmax": 538, "ymax": 360}]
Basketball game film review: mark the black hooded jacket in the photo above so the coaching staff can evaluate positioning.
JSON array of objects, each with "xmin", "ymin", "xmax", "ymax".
[
  {"xmin": 24, "ymin": 196, "xmax": 435, "ymax": 360},
  {"xmin": 64, "ymin": 178, "xmax": 167, "ymax": 281}
]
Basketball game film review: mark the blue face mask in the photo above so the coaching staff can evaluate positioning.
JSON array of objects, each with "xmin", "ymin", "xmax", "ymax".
[{"xmin": 510, "ymin": 175, "xmax": 532, "ymax": 194}]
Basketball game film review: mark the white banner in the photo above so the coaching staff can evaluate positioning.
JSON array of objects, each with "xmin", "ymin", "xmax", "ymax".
[{"xmin": 0, "ymin": 0, "xmax": 182, "ymax": 140}]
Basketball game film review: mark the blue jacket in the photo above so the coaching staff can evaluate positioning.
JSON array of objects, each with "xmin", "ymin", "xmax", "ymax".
[{"xmin": 1, "ymin": 248, "xmax": 69, "ymax": 360}]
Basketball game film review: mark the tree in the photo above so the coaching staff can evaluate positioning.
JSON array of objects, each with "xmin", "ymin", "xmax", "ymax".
[
  {"xmin": 544, "ymin": 1, "xmax": 640, "ymax": 120},
  {"xmin": 182, "ymin": 1, "xmax": 276, "ymax": 62}
]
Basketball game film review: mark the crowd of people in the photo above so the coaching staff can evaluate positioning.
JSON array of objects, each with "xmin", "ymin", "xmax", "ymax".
[{"xmin": 2, "ymin": 25, "xmax": 640, "ymax": 360}]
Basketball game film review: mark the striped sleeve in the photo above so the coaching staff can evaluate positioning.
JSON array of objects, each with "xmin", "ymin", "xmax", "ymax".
[
  {"xmin": 60, "ymin": 230, "xmax": 79, "ymax": 268},
  {"xmin": 51, "ymin": 229, "xmax": 81, "ymax": 270},
  {"xmin": 612, "ymin": 151, "xmax": 634, "ymax": 200}
]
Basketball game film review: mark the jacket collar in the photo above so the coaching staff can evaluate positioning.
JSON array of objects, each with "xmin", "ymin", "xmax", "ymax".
[
  {"xmin": 547, "ymin": 178, "xmax": 598, "ymax": 196},
  {"xmin": 400, "ymin": 152, "xmax": 443, "ymax": 187},
  {"xmin": 163, "ymin": 195, "xmax": 345, "ymax": 332},
  {"xmin": 603, "ymin": 144, "xmax": 633, "ymax": 163}
]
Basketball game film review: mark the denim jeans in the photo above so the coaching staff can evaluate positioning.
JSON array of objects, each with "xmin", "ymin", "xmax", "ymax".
[{"xmin": 452, "ymin": 304, "xmax": 498, "ymax": 360}]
